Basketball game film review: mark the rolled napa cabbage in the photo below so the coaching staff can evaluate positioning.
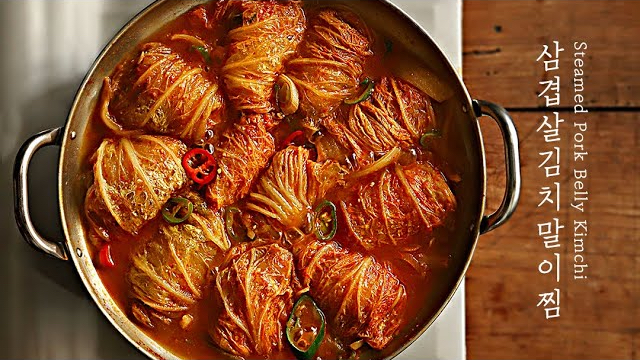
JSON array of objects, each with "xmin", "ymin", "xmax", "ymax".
[
  {"xmin": 285, "ymin": 9, "xmax": 372, "ymax": 117},
  {"xmin": 206, "ymin": 113, "xmax": 276, "ymax": 210},
  {"xmin": 85, "ymin": 135, "xmax": 187, "ymax": 239},
  {"xmin": 221, "ymin": 0, "xmax": 305, "ymax": 113},
  {"xmin": 293, "ymin": 236, "xmax": 407, "ymax": 350},
  {"xmin": 210, "ymin": 242, "xmax": 295, "ymax": 357},
  {"xmin": 246, "ymin": 146, "xmax": 346, "ymax": 233},
  {"xmin": 101, "ymin": 42, "xmax": 224, "ymax": 143},
  {"xmin": 128, "ymin": 194, "xmax": 230, "ymax": 328},
  {"xmin": 323, "ymin": 77, "xmax": 436, "ymax": 166},
  {"xmin": 341, "ymin": 162, "xmax": 456, "ymax": 250}
]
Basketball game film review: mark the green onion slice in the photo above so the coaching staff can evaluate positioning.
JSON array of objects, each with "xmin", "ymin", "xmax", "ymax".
[
  {"xmin": 286, "ymin": 295, "xmax": 326, "ymax": 360},
  {"xmin": 162, "ymin": 197, "xmax": 193, "ymax": 224},
  {"xmin": 314, "ymin": 200, "xmax": 337, "ymax": 241},
  {"xmin": 344, "ymin": 78, "xmax": 374, "ymax": 105},
  {"xmin": 192, "ymin": 45, "xmax": 211, "ymax": 64},
  {"xmin": 419, "ymin": 129, "xmax": 442, "ymax": 148}
]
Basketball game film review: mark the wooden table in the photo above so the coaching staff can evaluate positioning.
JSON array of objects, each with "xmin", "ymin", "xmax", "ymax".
[{"xmin": 462, "ymin": 1, "xmax": 639, "ymax": 358}]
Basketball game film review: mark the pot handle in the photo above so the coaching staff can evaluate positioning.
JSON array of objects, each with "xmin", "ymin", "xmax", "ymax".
[
  {"xmin": 13, "ymin": 127, "xmax": 68, "ymax": 261},
  {"xmin": 473, "ymin": 100, "xmax": 521, "ymax": 234}
]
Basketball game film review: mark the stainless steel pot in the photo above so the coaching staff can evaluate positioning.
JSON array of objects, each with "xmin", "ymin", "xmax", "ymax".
[{"xmin": 13, "ymin": 1, "xmax": 521, "ymax": 359}]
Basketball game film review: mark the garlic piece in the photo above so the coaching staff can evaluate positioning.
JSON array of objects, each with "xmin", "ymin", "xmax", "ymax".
[
  {"xmin": 276, "ymin": 74, "xmax": 299, "ymax": 115},
  {"xmin": 180, "ymin": 314, "xmax": 194, "ymax": 329}
]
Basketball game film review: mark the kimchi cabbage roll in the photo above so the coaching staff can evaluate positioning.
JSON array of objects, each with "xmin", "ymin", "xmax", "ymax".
[
  {"xmin": 341, "ymin": 162, "xmax": 456, "ymax": 250},
  {"xmin": 206, "ymin": 114, "xmax": 276, "ymax": 209},
  {"xmin": 286, "ymin": 9, "xmax": 372, "ymax": 117},
  {"xmin": 101, "ymin": 42, "xmax": 224, "ymax": 143},
  {"xmin": 84, "ymin": 185, "xmax": 128, "ymax": 244},
  {"xmin": 221, "ymin": 0, "xmax": 305, "ymax": 113},
  {"xmin": 246, "ymin": 146, "xmax": 346, "ymax": 233},
  {"xmin": 211, "ymin": 242, "xmax": 295, "ymax": 357},
  {"xmin": 323, "ymin": 77, "xmax": 435, "ymax": 166},
  {"xmin": 128, "ymin": 198, "xmax": 230, "ymax": 328},
  {"xmin": 85, "ymin": 135, "xmax": 187, "ymax": 237},
  {"xmin": 293, "ymin": 236, "xmax": 407, "ymax": 350}
]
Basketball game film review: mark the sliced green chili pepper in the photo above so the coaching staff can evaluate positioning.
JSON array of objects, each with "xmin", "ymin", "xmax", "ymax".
[
  {"xmin": 344, "ymin": 78, "xmax": 374, "ymax": 105},
  {"xmin": 286, "ymin": 295, "xmax": 326, "ymax": 360},
  {"xmin": 192, "ymin": 45, "xmax": 211, "ymax": 64},
  {"xmin": 162, "ymin": 197, "xmax": 193, "ymax": 224},
  {"xmin": 314, "ymin": 200, "xmax": 337, "ymax": 241},
  {"xmin": 419, "ymin": 129, "xmax": 442, "ymax": 148},
  {"xmin": 225, "ymin": 206, "xmax": 246, "ymax": 241}
]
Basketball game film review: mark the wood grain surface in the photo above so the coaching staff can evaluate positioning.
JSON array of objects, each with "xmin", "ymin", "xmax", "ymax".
[
  {"xmin": 463, "ymin": 0, "xmax": 640, "ymax": 109},
  {"xmin": 463, "ymin": 1, "xmax": 639, "ymax": 359}
]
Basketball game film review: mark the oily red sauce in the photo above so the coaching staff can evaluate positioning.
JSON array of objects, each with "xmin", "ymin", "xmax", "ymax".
[{"xmin": 85, "ymin": 2, "xmax": 460, "ymax": 359}]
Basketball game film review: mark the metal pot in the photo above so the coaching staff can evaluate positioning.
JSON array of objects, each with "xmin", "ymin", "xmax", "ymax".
[{"xmin": 13, "ymin": 1, "xmax": 520, "ymax": 359}]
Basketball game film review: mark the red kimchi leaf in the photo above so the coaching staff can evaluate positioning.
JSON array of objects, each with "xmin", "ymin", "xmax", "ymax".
[
  {"xmin": 286, "ymin": 9, "xmax": 372, "ymax": 117},
  {"xmin": 371, "ymin": 77, "xmax": 436, "ymax": 140},
  {"xmin": 221, "ymin": 0, "xmax": 305, "ymax": 113},
  {"xmin": 246, "ymin": 146, "xmax": 346, "ymax": 233},
  {"xmin": 293, "ymin": 236, "xmax": 407, "ymax": 350},
  {"xmin": 342, "ymin": 162, "xmax": 455, "ymax": 250},
  {"xmin": 101, "ymin": 42, "xmax": 224, "ymax": 143},
  {"xmin": 128, "ymin": 203, "xmax": 229, "ymax": 327},
  {"xmin": 206, "ymin": 114, "xmax": 276, "ymax": 210},
  {"xmin": 324, "ymin": 77, "xmax": 435, "ymax": 166},
  {"xmin": 211, "ymin": 242, "xmax": 295, "ymax": 357},
  {"xmin": 86, "ymin": 136, "xmax": 187, "ymax": 236}
]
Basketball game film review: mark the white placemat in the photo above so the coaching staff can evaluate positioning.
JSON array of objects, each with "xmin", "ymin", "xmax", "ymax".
[{"xmin": 390, "ymin": 1, "xmax": 465, "ymax": 359}]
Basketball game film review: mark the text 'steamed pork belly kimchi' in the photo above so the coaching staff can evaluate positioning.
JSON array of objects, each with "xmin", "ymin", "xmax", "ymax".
[{"xmin": 82, "ymin": 1, "xmax": 460, "ymax": 359}]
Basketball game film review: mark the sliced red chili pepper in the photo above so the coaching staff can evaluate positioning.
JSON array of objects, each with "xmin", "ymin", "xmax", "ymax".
[
  {"xmin": 182, "ymin": 148, "xmax": 217, "ymax": 185},
  {"xmin": 98, "ymin": 244, "xmax": 115, "ymax": 269},
  {"xmin": 281, "ymin": 130, "xmax": 305, "ymax": 148}
]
